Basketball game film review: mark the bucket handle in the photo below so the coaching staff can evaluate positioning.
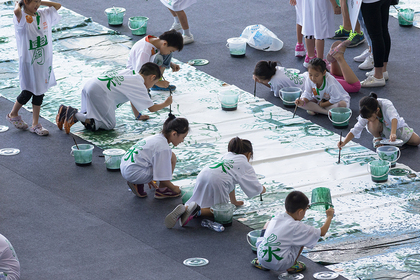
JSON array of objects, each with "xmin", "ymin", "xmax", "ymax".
[
  {"xmin": 396, "ymin": 8, "xmax": 415, "ymax": 23},
  {"xmin": 70, "ymin": 150, "xmax": 74, "ymax": 157},
  {"xmin": 367, "ymin": 161, "xmax": 391, "ymax": 178},
  {"xmin": 279, "ymin": 89, "xmax": 302, "ymax": 105},
  {"xmin": 377, "ymin": 147, "xmax": 401, "ymax": 163},
  {"xmin": 217, "ymin": 92, "xmax": 241, "ymax": 107},
  {"xmin": 328, "ymin": 108, "xmax": 352, "ymax": 124},
  {"xmin": 246, "ymin": 234, "xmax": 257, "ymax": 250},
  {"xmin": 128, "ymin": 18, "xmax": 148, "ymax": 30},
  {"xmin": 104, "ymin": 7, "xmax": 126, "ymax": 16}
]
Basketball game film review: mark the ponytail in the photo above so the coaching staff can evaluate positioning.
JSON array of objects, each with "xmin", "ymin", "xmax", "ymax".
[
  {"xmin": 228, "ymin": 137, "xmax": 253, "ymax": 159},
  {"xmin": 162, "ymin": 115, "xmax": 189, "ymax": 138},
  {"xmin": 359, "ymin": 92, "xmax": 379, "ymax": 119}
]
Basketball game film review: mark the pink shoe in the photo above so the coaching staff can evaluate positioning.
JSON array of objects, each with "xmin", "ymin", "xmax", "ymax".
[
  {"xmin": 6, "ymin": 114, "xmax": 28, "ymax": 129},
  {"xmin": 295, "ymin": 43, "xmax": 306, "ymax": 57},
  {"xmin": 303, "ymin": 54, "xmax": 316, "ymax": 68},
  {"xmin": 29, "ymin": 123, "xmax": 49, "ymax": 136}
]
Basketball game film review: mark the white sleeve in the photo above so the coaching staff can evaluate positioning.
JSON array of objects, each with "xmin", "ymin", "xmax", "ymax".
[
  {"xmin": 234, "ymin": 162, "xmax": 263, "ymax": 198},
  {"xmin": 45, "ymin": 6, "xmax": 61, "ymax": 26},
  {"xmin": 152, "ymin": 149, "xmax": 173, "ymax": 181},
  {"xmin": 327, "ymin": 81, "xmax": 348, "ymax": 104},
  {"xmin": 381, "ymin": 100, "xmax": 399, "ymax": 124},
  {"xmin": 293, "ymin": 223, "xmax": 321, "ymax": 249},
  {"xmin": 350, "ymin": 116, "xmax": 368, "ymax": 139},
  {"xmin": 301, "ymin": 77, "xmax": 313, "ymax": 100},
  {"xmin": 129, "ymin": 86, "xmax": 154, "ymax": 112}
]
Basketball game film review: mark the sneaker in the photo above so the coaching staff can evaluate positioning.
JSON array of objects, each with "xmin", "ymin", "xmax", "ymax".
[
  {"xmin": 150, "ymin": 84, "xmax": 176, "ymax": 91},
  {"xmin": 81, "ymin": 118, "xmax": 96, "ymax": 131},
  {"xmin": 164, "ymin": 204, "xmax": 186, "ymax": 228},
  {"xmin": 170, "ymin": 22, "xmax": 182, "ymax": 31},
  {"xmin": 127, "ymin": 182, "xmax": 147, "ymax": 198},
  {"xmin": 358, "ymin": 54, "xmax": 374, "ymax": 70},
  {"xmin": 183, "ymin": 34, "xmax": 194, "ymax": 45},
  {"xmin": 303, "ymin": 54, "xmax": 316, "ymax": 68},
  {"xmin": 306, "ymin": 110, "xmax": 316, "ymax": 116},
  {"xmin": 354, "ymin": 49, "xmax": 370, "ymax": 62},
  {"xmin": 361, "ymin": 75, "xmax": 386, "ymax": 88},
  {"xmin": 63, "ymin": 106, "xmax": 78, "ymax": 134},
  {"xmin": 332, "ymin": 25, "xmax": 351, "ymax": 39},
  {"xmin": 56, "ymin": 104, "xmax": 67, "ymax": 130},
  {"xmin": 154, "ymin": 187, "xmax": 181, "ymax": 199},
  {"xmin": 366, "ymin": 70, "xmax": 389, "ymax": 81},
  {"xmin": 179, "ymin": 201, "xmax": 200, "ymax": 226},
  {"xmin": 295, "ymin": 43, "xmax": 306, "ymax": 57},
  {"xmin": 29, "ymin": 123, "xmax": 49, "ymax": 136},
  {"xmin": 251, "ymin": 258, "xmax": 270, "ymax": 271},
  {"xmin": 348, "ymin": 31, "xmax": 365, "ymax": 48}
]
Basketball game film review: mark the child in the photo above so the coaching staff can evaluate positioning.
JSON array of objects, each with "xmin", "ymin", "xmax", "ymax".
[
  {"xmin": 120, "ymin": 115, "xmax": 189, "ymax": 199},
  {"xmin": 6, "ymin": 0, "xmax": 61, "ymax": 136},
  {"xmin": 301, "ymin": 0, "xmax": 341, "ymax": 68},
  {"xmin": 160, "ymin": 0, "xmax": 196, "ymax": 45},
  {"xmin": 337, "ymin": 92, "xmax": 420, "ymax": 149},
  {"xmin": 294, "ymin": 58, "xmax": 351, "ymax": 116},
  {"xmin": 0, "ymin": 233, "xmax": 20, "ymax": 280},
  {"xmin": 56, "ymin": 62, "xmax": 172, "ymax": 134},
  {"xmin": 164, "ymin": 137, "xmax": 266, "ymax": 228},
  {"xmin": 252, "ymin": 191, "xmax": 334, "ymax": 273},
  {"xmin": 126, "ymin": 29, "xmax": 183, "ymax": 92},
  {"xmin": 289, "ymin": 0, "xmax": 305, "ymax": 57}
]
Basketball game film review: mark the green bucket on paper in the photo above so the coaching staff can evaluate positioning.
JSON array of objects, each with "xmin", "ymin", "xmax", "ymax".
[
  {"xmin": 368, "ymin": 159, "xmax": 391, "ymax": 183},
  {"xmin": 279, "ymin": 87, "xmax": 302, "ymax": 107},
  {"xmin": 70, "ymin": 144, "xmax": 94, "ymax": 166},
  {"xmin": 310, "ymin": 187, "xmax": 333, "ymax": 211},
  {"xmin": 217, "ymin": 89, "xmax": 240, "ymax": 111},
  {"xmin": 398, "ymin": 8, "xmax": 414, "ymax": 27},
  {"xmin": 211, "ymin": 203, "xmax": 236, "ymax": 227},
  {"xmin": 104, "ymin": 7, "xmax": 126, "ymax": 26},
  {"xmin": 328, "ymin": 107, "xmax": 352, "ymax": 128},
  {"xmin": 247, "ymin": 229, "xmax": 262, "ymax": 252},
  {"xmin": 128, "ymin": 16, "xmax": 149, "ymax": 36},
  {"xmin": 376, "ymin": 146, "xmax": 400, "ymax": 168}
]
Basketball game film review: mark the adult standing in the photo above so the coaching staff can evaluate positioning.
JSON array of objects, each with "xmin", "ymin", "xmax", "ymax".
[{"xmin": 360, "ymin": 0, "xmax": 392, "ymax": 88}]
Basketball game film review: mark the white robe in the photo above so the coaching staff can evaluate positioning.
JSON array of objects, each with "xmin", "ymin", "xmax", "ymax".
[{"xmin": 301, "ymin": 0, "xmax": 335, "ymax": 39}]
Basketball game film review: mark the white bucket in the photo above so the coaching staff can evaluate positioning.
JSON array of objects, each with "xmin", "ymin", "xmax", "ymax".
[
  {"xmin": 376, "ymin": 146, "xmax": 400, "ymax": 167},
  {"xmin": 226, "ymin": 37, "xmax": 247, "ymax": 57},
  {"xmin": 103, "ymin": 149, "xmax": 126, "ymax": 170},
  {"xmin": 217, "ymin": 89, "xmax": 241, "ymax": 111}
]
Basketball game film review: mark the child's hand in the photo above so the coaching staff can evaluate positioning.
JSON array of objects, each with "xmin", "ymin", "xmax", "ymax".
[
  {"xmin": 289, "ymin": 0, "xmax": 297, "ymax": 6},
  {"xmin": 389, "ymin": 133, "xmax": 397, "ymax": 142},
  {"xmin": 326, "ymin": 207, "xmax": 335, "ymax": 218},
  {"xmin": 164, "ymin": 96, "xmax": 173, "ymax": 106},
  {"xmin": 148, "ymin": 181, "xmax": 159, "ymax": 189},
  {"xmin": 337, "ymin": 140, "xmax": 345, "ymax": 149},
  {"xmin": 232, "ymin": 200, "xmax": 244, "ymax": 206},
  {"xmin": 295, "ymin": 98, "xmax": 304, "ymax": 107},
  {"xmin": 171, "ymin": 63, "xmax": 180, "ymax": 72}
]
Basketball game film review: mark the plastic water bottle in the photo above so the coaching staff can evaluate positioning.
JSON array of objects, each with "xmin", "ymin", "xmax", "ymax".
[
  {"xmin": 0, "ymin": 272, "xmax": 7, "ymax": 279},
  {"xmin": 201, "ymin": 219, "xmax": 225, "ymax": 232}
]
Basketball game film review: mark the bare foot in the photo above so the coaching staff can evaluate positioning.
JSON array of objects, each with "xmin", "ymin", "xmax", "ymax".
[
  {"xmin": 232, "ymin": 200, "xmax": 244, "ymax": 206},
  {"xmin": 138, "ymin": 114, "xmax": 150, "ymax": 121}
]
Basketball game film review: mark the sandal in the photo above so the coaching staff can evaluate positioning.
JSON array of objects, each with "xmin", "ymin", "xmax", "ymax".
[
  {"xmin": 29, "ymin": 124, "xmax": 49, "ymax": 136},
  {"xmin": 127, "ymin": 182, "xmax": 147, "ymax": 198},
  {"xmin": 327, "ymin": 40, "xmax": 351, "ymax": 63},
  {"xmin": 287, "ymin": 261, "xmax": 306, "ymax": 274},
  {"xmin": 6, "ymin": 114, "xmax": 28, "ymax": 129},
  {"xmin": 251, "ymin": 258, "xmax": 270, "ymax": 271},
  {"xmin": 373, "ymin": 137, "xmax": 383, "ymax": 148}
]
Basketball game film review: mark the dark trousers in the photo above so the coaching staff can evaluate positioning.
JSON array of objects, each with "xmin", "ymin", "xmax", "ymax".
[
  {"xmin": 16, "ymin": 90, "xmax": 44, "ymax": 106},
  {"xmin": 361, "ymin": 0, "xmax": 392, "ymax": 68}
]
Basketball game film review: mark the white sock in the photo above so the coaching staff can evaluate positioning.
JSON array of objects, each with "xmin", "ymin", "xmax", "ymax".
[
  {"xmin": 75, "ymin": 112, "xmax": 87, "ymax": 122},
  {"xmin": 173, "ymin": 16, "xmax": 180, "ymax": 24},
  {"xmin": 183, "ymin": 29, "xmax": 191, "ymax": 36}
]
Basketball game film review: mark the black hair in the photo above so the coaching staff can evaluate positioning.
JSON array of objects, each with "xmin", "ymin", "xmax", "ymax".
[
  {"xmin": 228, "ymin": 137, "xmax": 253, "ymax": 159},
  {"xmin": 161, "ymin": 115, "xmax": 189, "ymax": 138},
  {"xmin": 18, "ymin": 0, "xmax": 28, "ymax": 7},
  {"xmin": 308, "ymin": 57, "xmax": 328, "ymax": 73},
  {"xmin": 359, "ymin": 92, "xmax": 379, "ymax": 119},
  {"xmin": 253, "ymin": 61, "xmax": 279, "ymax": 80},
  {"xmin": 139, "ymin": 62, "xmax": 162, "ymax": 81},
  {"xmin": 159, "ymin": 29, "xmax": 184, "ymax": 52},
  {"xmin": 285, "ymin": 191, "xmax": 309, "ymax": 214}
]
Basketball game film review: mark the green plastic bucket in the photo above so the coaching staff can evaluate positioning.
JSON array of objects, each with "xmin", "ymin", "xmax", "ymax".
[
  {"xmin": 246, "ymin": 229, "xmax": 262, "ymax": 252},
  {"xmin": 210, "ymin": 203, "xmax": 236, "ymax": 226},
  {"xmin": 103, "ymin": 148, "xmax": 125, "ymax": 171},
  {"xmin": 279, "ymin": 87, "xmax": 302, "ymax": 107},
  {"xmin": 328, "ymin": 107, "xmax": 352, "ymax": 128},
  {"xmin": 217, "ymin": 89, "xmax": 240, "ymax": 111},
  {"xmin": 226, "ymin": 37, "xmax": 247, "ymax": 57},
  {"xmin": 70, "ymin": 144, "xmax": 94, "ymax": 166},
  {"xmin": 128, "ymin": 16, "xmax": 149, "ymax": 36},
  {"xmin": 104, "ymin": 7, "xmax": 126, "ymax": 26},
  {"xmin": 310, "ymin": 187, "xmax": 333, "ymax": 211},
  {"xmin": 398, "ymin": 8, "xmax": 414, "ymax": 27},
  {"xmin": 376, "ymin": 146, "xmax": 400, "ymax": 168},
  {"xmin": 180, "ymin": 185, "xmax": 194, "ymax": 204},
  {"xmin": 368, "ymin": 159, "xmax": 391, "ymax": 183}
]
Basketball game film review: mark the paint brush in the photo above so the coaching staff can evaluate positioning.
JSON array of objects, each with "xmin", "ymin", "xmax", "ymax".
[
  {"xmin": 260, "ymin": 193, "xmax": 263, "ymax": 202},
  {"xmin": 72, "ymin": 136, "xmax": 79, "ymax": 150},
  {"xmin": 162, "ymin": 76, "xmax": 173, "ymax": 117},
  {"xmin": 292, "ymin": 90, "xmax": 302, "ymax": 118},
  {"xmin": 337, "ymin": 131, "xmax": 342, "ymax": 164},
  {"xmin": 253, "ymin": 79, "xmax": 256, "ymax": 97}
]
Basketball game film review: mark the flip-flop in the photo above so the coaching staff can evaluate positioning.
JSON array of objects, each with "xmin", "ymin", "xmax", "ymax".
[
  {"xmin": 287, "ymin": 261, "xmax": 306, "ymax": 274},
  {"xmin": 326, "ymin": 41, "xmax": 342, "ymax": 63},
  {"xmin": 251, "ymin": 258, "xmax": 270, "ymax": 271}
]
